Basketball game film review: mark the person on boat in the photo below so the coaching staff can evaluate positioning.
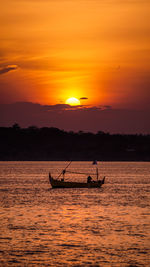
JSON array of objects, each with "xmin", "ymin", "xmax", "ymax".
[
  {"xmin": 87, "ymin": 175, "xmax": 92, "ymax": 183},
  {"xmin": 61, "ymin": 169, "xmax": 66, "ymax": 181}
]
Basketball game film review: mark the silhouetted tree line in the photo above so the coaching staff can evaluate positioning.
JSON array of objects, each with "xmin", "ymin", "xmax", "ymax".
[{"xmin": 0, "ymin": 124, "xmax": 150, "ymax": 161}]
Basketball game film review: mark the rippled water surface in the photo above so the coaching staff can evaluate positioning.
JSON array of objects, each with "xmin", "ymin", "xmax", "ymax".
[{"xmin": 0, "ymin": 161, "xmax": 150, "ymax": 266}]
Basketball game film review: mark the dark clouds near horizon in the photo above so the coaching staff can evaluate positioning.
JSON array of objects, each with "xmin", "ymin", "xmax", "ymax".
[
  {"xmin": 0, "ymin": 102, "xmax": 150, "ymax": 134},
  {"xmin": 0, "ymin": 65, "xmax": 18, "ymax": 75}
]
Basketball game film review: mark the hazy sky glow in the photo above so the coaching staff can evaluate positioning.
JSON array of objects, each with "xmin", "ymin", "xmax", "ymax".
[{"xmin": 0, "ymin": 0, "xmax": 150, "ymax": 132}]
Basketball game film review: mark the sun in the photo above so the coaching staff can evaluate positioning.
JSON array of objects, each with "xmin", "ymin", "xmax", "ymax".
[{"xmin": 65, "ymin": 97, "xmax": 80, "ymax": 106}]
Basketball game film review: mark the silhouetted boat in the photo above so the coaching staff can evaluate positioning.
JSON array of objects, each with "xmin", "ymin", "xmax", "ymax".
[
  {"xmin": 49, "ymin": 161, "xmax": 105, "ymax": 189},
  {"xmin": 49, "ymin": 174, "xmax": 105, "ymax": 188}
]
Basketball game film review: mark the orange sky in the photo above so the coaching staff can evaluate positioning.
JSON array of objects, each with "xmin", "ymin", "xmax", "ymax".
[{"xmin": 0, "ymin": 0, "xmax": 150, "ymax": 109}]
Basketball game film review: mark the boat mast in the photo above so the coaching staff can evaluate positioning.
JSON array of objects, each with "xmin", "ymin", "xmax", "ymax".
[
  {"xmin": 92, "ymin": 160, "xmax": 98, "ymax": 181},
  {"xmin": 96, "ymin": 167, "xmax": 99, "ymax": 181}
]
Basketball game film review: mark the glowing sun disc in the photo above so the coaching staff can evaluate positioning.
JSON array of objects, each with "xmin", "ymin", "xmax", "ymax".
[{"xmin": 66, "ymin": 97, "xmax": 80, "ymax": 106}]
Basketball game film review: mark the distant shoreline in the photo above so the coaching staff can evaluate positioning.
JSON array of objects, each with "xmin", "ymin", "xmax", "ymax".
[
  {"xmin": 0, "ymin": 159, "xmax": 150, "ymax": 162},
  {"xmin": 0, "ymin": 126, "xmax": 150, "ymax": 162}
]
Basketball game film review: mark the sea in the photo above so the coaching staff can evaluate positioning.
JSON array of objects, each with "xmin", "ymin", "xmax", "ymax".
[{"xmin": 0, "ymin": 161, "xmax": 150, "ymax": 267}]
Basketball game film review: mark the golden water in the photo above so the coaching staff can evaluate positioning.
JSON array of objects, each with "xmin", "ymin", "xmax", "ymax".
[{"xmin": 0, "ymin": 161, "xmax": 150, "ymax": 266}]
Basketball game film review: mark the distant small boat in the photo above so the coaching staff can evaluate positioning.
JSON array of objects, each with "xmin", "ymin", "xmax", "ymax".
[{"xmin": 49, "ymin": 161, "xmax": 105, "ymax": 189}]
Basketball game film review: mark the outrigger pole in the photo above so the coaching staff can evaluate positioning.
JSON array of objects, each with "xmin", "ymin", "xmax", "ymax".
[
  {"xmin": 57, "ymin": 160, "xmax": 100, "ymax": 181},
  {"xmin": 57, "ymin": 161, "xmax": 72, "ymax": 179}
]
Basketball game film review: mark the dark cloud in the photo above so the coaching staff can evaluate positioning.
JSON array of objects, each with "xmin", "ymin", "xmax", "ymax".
[
  {"xmin": 47, "ymin": 104, "xmax": 79, "ymax": 110},
  {"xmin": 101, "ymin": 105, "xmax": 112, "ymax": 110},
  {"xmin": 0, "ymin": 102, "xmax": 150, "ymax": 134},
  {"xmin": 0, "ymin": 65, "xmax": 18, "ymax": 75},
  {"xmin": 80, "ymin": 97, "xmax": 88, "ymax": 100}
]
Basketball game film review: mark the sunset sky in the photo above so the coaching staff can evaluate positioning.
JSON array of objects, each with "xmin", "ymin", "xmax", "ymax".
[{"xmin": 0, "ymin": 0, "xmax": 150, "ymax": 133}]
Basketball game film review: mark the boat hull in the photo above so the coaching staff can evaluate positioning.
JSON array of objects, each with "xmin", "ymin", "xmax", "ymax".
[{"xmin": 49, "ymin": 174, "xmax": 105, "ymax": 189}]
